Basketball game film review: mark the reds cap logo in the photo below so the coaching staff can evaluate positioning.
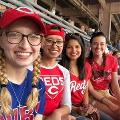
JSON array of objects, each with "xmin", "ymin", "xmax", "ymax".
[{"xmin": 16, "ymin": 7, "xmax": 34, "ymax": 14}]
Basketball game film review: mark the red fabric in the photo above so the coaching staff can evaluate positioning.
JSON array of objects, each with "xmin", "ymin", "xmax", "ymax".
[
  {"xmin": 90, "ymin": 54, "xmax": 118, "ymax": 90},
  {"xmin": 45, "ymin": 24, "xmax": 65, "ymax": 38},
  {"xmin": 40, "ymin": 66, "xmax": 64, "ymax": 115},
  {"xmin": 71, "ymin": 62, "xmax": 91, "ymax": 105},
  {"xmin": 0, "ymin": 7, "xmax": 46, "ymax": 34}
]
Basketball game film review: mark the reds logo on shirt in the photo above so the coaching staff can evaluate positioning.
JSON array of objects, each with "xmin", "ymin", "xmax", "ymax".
[
  {"xmin": 40, "ymin": 66, "xmax": 64, "ymax": 99},
  {"xmin": 71, "ymin": 80, "xmax": 88, "ymax": 94}
]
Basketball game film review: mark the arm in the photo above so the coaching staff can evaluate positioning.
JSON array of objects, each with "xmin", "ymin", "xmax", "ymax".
[
  {"xmin": 83, "ymin": 81, "xmax": 89, "ymax": 106},
  {"xmin": 88, "ymin": 81, "xmax": 119, "ymax": 111},
  {"xmin": 81, "ymin": 81, "xmax": 97, "ymax": 115},
  {"xmin": 44, "ymin": 105, "xmax": 70, "ymax": 120},
  {"xmin": 44, "ymin": 68, "xmax": 71, "ymax": 120},
  {"xmin": 111, "ymin": 72, "xmax": 120, "ymax": 99},
  {"xmin": 34, "ymin": 114, "xmax": 43, "ymax": 120}
]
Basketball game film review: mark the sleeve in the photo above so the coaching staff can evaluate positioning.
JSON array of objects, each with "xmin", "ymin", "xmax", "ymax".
[
  {"xmin": 37, "ymin": 80, "xmax": 46, "ymax": 114},
  {"xmin": 60, "ymin": 68, "xmax": 71, "ymax": 111},
  {"xmin": 112, "ymin": 56, "xmax": 118, "ymax": 72}
]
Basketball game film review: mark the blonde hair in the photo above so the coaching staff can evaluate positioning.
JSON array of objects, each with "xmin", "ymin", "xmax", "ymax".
[
  {"xmin": 26, "ymin": 55, "xmax": 41, "ymax": 109},
  {"xmin": 0, "ymin": 48, "xmax": 12, "ymax": 115},
  {"xmin": 0, "ymin": 48, "xmax": 41, "ymax": 115}
]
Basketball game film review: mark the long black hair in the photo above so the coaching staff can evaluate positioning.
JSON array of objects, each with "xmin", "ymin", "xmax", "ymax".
[{"xmin": 59, "ymin": 33, "xmax": 86, "ymax": 80}]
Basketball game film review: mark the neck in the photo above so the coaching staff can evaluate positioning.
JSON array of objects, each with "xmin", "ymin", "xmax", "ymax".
[
  {"xmin": 69, "ymin": 60, "xmax": 79, "ymax": 76},
  {"xmin": 94, "ymin": 55, "xmax": 103, "ymax": 65},
  {"xmin": 41, "ymin": 57, "xmax": 57, "ymax": 67},
  {"xmin": 6, "ymin": 63, "xmax": 27, "ymax": 84}
]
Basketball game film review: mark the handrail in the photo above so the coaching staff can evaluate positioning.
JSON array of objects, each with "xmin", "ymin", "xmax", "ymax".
[{"xmin": 0, "ymin": 0, "xmax": 91, "ymax": 41}]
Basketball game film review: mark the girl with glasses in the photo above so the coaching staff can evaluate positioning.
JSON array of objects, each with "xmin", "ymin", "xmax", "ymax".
[{"xmin": 0, "ymin": 7, "xmax": 46, "ymax": 120}]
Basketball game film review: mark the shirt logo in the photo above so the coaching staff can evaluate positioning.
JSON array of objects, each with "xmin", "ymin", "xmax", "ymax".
[
  {"xmin": 40, "ymin": 75, "xmax": 64, "ymax": 99},
  {"xmin": 70, "ymin": 80, "xmax": 88, "ymax": 94}
]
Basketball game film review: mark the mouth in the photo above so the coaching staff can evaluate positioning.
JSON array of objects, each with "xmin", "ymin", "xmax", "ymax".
[{"xmin": 15, "ymin": 51, "xmax": 32, "ymax": 58}]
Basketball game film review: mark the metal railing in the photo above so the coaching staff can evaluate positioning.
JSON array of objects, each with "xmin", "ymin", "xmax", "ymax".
[{"xmin": 0, "ymin": 0, "xmax": 91, "ymax": 41}]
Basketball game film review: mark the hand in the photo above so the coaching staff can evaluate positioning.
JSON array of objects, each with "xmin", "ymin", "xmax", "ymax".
[
  {"xmin": 64, "ymin": 115, "xmax": 76, "ymax": 120},
  {"xmin": 78, "ymin": 104, "xmax": 97, "ymax": 116},
  {"xmin": 45, "ymin": 110, "xmax": 61, "ymax": 120},
  {"xmin": 34, "ymin": 114, "xmax": 42, "ymax": 120},
  {"xmin": 85, "ymin": 104, "xmax": 97, "ymax": 115}
]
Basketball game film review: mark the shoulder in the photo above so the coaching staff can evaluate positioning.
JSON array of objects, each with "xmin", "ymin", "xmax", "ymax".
[
  {"xmin": 57, "ymin": 64, "xmax": 69, "ymax": 73},
  {"xmin": 85, "ymin": 61, "xmax": 91, "ymax": 68},
  {"xmin": 106, "ymin": 54, "xmax": 117, "ymax": 62},
  {"xmin": 85, "ymin": 61, "xmax": 92, "ymax": 76}
]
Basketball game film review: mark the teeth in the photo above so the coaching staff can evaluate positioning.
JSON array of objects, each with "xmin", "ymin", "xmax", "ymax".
[
  {"xmin": 72, "ymin": 53, "xmax": 76, "ymax": 55},
  {"xmin": 16, "ymin": 52, "xmax": 30, "ymax": 56}
]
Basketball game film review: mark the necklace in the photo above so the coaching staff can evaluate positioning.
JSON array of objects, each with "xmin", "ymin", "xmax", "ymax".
[{"xmin": 9, "ymin": 80, "xmax": 27, "ymax": 107}]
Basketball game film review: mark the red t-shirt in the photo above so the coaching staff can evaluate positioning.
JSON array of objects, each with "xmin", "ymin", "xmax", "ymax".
[
  {"xmin": 40, "ymin": 65, "xmax": 64, "ymax": 115},
  {"xmin": 70, "ymin": 62, "xmax": 91, "ymax": 105},
  {"xmin": 89, "ymin": 54, "xmax": 118, "ymax": 90},
  {"xmin": 40, "ymin": 64, "xmax": 71, "ymax": 116}
]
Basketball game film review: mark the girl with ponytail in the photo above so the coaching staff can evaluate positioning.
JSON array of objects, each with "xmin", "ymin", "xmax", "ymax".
[{"xmin": 0, "ymin": 7, "xmax": 46, "ymax": 120}]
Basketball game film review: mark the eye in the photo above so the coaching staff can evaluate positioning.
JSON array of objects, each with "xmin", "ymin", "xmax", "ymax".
[
  {"xmin": 46, "ymin": 38, "xmax": 53, "ymax": 43},
  {"xmin": 56, "ymin": 40, "xmax": 63, "ymax": 44},
  {"xmin": 7, "ymin": 32, "xmax": 21, "ymax": 39}
]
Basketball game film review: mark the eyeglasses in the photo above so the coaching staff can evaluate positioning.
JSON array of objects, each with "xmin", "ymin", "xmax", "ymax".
[
  {"xmin": 5, "ymin": 31, "xmax": 43, "ymax": 46},
  {"xmin": 45, "ymin": 38, "xmax": 64, "ymax": 47}
]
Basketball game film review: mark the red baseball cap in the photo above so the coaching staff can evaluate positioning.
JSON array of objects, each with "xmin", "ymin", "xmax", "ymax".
[
  {"xmin": 45, "ymin": 24, "xmax": 65, "ymax": 38},
  {"xmin": 0, "ymin": 7, "xmax": 46, "ymax": 34}
]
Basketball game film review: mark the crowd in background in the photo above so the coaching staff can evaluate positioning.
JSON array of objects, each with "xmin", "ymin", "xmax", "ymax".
[{"xmin": 0, "ymin": 5, "xmax": 120, "ymax": 120}]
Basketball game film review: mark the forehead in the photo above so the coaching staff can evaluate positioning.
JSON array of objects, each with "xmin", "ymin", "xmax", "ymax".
[
  {"xmin": 6, "ymin": 18, "xmax": 40, "ymax": 31},
  {"xmin": 92, "ymin": 36, "xmax": 106, "ymax": 43}
]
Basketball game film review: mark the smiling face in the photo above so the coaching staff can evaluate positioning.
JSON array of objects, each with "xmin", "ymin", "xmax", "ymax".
[
  {"xmin": 66, "ymin": 39, "xmax": 81, "ymax": 61},
  {"xmin": 0, "ymin": 18, "xmax": 41, "ymax": 68},
  {"xmin": 91, "ymin": 36, "xmax": 107, "ymax": 57},
  {"xmin": 43, "ymin": 35, "xmax": 64, "ymax": 60}
]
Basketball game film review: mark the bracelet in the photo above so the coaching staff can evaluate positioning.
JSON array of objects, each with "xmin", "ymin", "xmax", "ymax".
[{"xmin": 100, "ymin": 97, "xmax": 106, "ymax": 103}]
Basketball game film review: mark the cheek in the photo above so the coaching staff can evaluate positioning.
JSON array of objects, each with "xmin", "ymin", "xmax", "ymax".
[{"xmin": 66, "ymin": 49, "xmax": 71, "ymax": 55}]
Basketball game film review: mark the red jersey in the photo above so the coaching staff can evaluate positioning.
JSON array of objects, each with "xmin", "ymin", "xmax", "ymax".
[
  {"xmin": 40, "ymin": 64, "xmax": 71, "ymax": 115},
  {"xmin": 70, "ymin": 62, "xmax": 91, "ymax": 105},
  {"xmin": 89, "ymin": 54, "xmax": 118, "ymax": 90}
]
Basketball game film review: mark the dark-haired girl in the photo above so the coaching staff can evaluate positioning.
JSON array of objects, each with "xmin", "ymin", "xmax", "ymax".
[{"xmin": 59, "ymin": 33, "xmax": 98, "ymax": 120}]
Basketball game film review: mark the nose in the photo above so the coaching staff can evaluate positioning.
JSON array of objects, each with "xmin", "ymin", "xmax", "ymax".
[
  {"xmin": 19, "ymin": 36, "xmax": 30, "ymax": 49},
  {"xmin": 52, "ymin": 41, "xmax": 57, "ymax": 45},
  {"xmin": 72, "ymin": 47, "xmax": 76, "ymax": 52},
  {"xmin": 96, "ymin": 44, "xmax": 101, "ymax": 48}
]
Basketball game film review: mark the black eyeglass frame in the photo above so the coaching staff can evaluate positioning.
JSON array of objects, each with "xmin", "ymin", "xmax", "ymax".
[{"xmin": 4, "ymin": 31, "xmax": 43, "ymax": 46}]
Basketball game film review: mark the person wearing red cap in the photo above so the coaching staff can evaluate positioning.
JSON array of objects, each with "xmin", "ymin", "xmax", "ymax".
[
  {"xmin": 0, "ymin": 7, "xmax": 46, "ymax": 120},
  {"xmin": 40, "ymin": 24, "xmax": 71, "ymax": 120}
]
